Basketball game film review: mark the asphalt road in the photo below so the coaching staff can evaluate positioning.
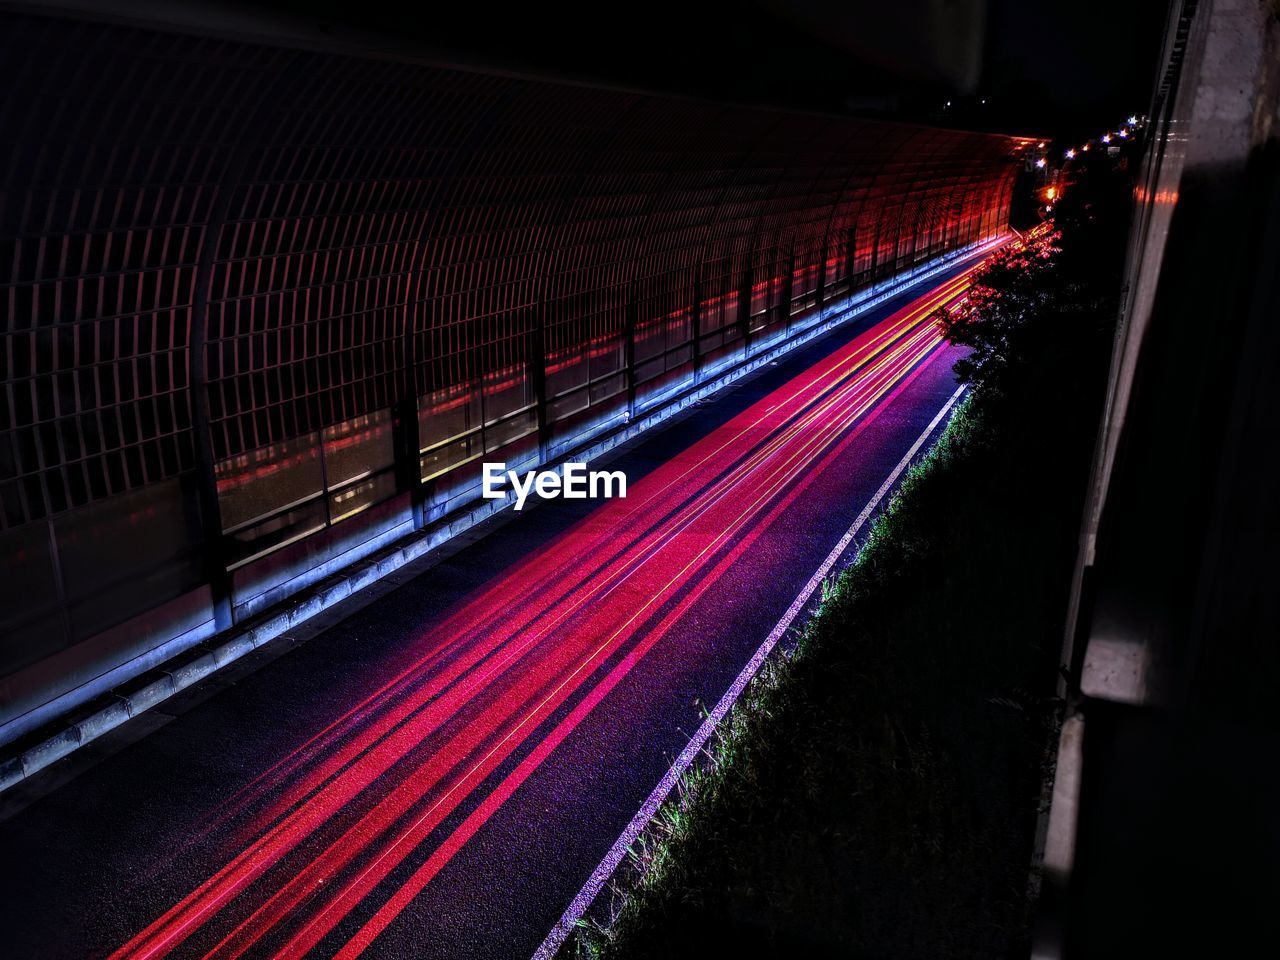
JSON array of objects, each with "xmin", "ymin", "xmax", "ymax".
[{"xmin": 0, "ymin": 255, "xmax": 984, "ymax": 960}]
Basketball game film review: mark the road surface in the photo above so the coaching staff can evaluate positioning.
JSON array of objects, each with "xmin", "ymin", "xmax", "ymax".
[{"xmin": 0, "ymin": 254, "xmax": 986, "ymax": 960}]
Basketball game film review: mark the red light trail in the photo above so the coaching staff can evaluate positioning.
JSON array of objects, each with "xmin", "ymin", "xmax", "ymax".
[{"xmin": 107, "ymin": 261, "xmax": 987, "ymax": 960}]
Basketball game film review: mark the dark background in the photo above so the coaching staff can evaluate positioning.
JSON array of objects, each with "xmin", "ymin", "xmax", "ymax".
[{"xmin": 237, "ymin": 0, "xmax": 1170, "ymax": 138}]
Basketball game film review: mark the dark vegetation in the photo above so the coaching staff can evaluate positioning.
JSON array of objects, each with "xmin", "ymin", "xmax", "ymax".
[{"xmin": 571, "ymin": 155, "xmax": 1132, "ymax": 959}]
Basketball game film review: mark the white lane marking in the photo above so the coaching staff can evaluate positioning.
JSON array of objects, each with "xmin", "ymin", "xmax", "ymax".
[{"xmin": 531, "ymin": 381, "xmax": 968, "ymax": 960}]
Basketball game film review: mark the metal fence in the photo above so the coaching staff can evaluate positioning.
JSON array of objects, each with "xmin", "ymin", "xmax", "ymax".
[{"xmin": 0, "ymin": 10, "xmax": 1029, "ymax": 737}]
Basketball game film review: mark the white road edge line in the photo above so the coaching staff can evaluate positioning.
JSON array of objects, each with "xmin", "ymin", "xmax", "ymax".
[{"xmin": 531, "ymin": 381, "xmax": 969, "ymax": 960}]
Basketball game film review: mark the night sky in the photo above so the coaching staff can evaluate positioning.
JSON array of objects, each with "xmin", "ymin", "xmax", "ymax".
[{"xmin": 240, "ymin": 0, "xmax": 1170, "ymax": 138}]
